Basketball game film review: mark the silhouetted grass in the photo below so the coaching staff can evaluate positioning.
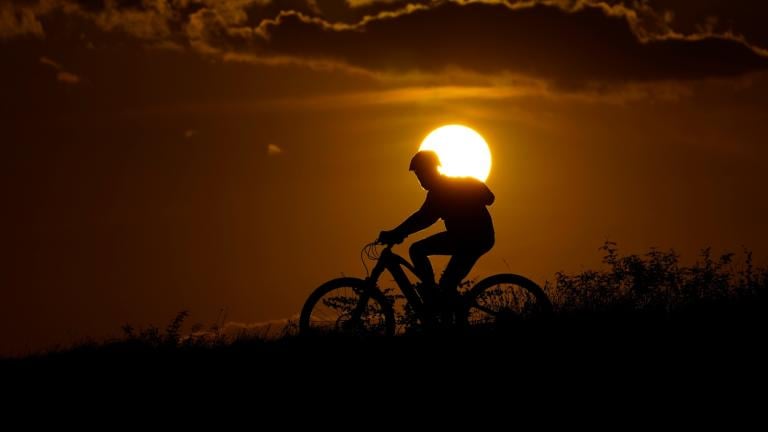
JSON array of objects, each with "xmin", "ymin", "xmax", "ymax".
[{"xmin": 4, "ymin": 242, "xmax": 766, "ymax": 367}]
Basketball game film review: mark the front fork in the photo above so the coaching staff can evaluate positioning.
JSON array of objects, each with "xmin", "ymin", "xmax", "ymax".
[{"xmin": 344, "ymin": 253, "xmax": 387, "ymax": 326}]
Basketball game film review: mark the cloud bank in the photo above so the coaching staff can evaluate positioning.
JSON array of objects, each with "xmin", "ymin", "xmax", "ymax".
[{"xmin": 3, "ymin": 0, "xmax": 766, "ymax": 89}]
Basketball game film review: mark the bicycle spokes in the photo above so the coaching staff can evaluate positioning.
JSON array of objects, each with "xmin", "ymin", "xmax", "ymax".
[
  {"xmin": 307, "ymin": 286, "xmax": 389, "ymax": 336},
  {"xmin": 467, "ymin": 282, "xmax": 546, "ymax": 326}
]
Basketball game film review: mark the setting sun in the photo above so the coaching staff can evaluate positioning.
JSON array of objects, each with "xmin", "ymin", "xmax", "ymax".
[{"xmin": 419, "ymin": 125, "xmax": 492, "ymax": 182}]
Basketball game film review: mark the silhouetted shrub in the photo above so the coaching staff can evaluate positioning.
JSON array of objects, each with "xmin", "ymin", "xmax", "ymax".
[{"xmin": 550, "ymin": 241, "xmax": 767, "ymax": 318}]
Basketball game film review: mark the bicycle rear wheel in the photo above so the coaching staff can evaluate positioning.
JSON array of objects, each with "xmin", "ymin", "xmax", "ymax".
[
  {"xmin": 299, "ymin": 277, "xmax": 395, "ymax": 337},
  {"xmin": 462, "ymin": 273, "xmax": 552, "ymax": 328}
]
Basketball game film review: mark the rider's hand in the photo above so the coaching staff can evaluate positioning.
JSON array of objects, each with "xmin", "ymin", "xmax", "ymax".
[{"xmin": 378, "ymin": 230, "xmax": 405, "ymax": 245}]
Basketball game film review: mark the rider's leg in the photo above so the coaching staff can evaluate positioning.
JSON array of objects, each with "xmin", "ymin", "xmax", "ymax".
[
  {"xmin": 409, "ymin": 232, "xmax": 456, "ymax": 288},
  {"xmin": 438, "ymin": 243, "xmax": 492, "ymax": 326},
  {"xmin": 439, "ymin": 253, "xmax": 482, "ymax": 294},
  {"xmin": 438, "ymin": 235, "xmax": 494, "ymax": 295}
]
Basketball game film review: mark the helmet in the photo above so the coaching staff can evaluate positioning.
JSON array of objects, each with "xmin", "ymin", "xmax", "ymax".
[{"xmin": 409, "ymin": 150, "xmax": 441, "ymax": 172}]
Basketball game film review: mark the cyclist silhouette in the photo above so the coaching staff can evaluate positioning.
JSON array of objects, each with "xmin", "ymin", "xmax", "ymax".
[{"xmin": 378, "ymin": 150, "xmax": 495, "ymax": 317}]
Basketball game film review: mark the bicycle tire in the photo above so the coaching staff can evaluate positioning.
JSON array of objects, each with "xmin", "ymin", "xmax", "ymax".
[
  {"xmin": 461, "ymin": 273, "xmax": 553, "ymax": 328},
  {"xmin": 299, "ymin": 277, "xmax": 396, "ymax": 337}
]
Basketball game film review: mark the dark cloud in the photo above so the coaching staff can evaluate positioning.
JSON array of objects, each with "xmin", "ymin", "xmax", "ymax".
[
  {"xmin": 39, "ymin": 55, "xmax": 62, "ymax": 69},
  {"xmin": 39, "ymin": 55, "xmax": 81, "ymax": 84},
  {"xmin": 267, "ymin": 143, "xmax": 282, "ymax": 155},
  {"xmin": 256, "ymin": 2, "xmax": 767, "ymax": 85},
  {"xmin": 0, "ymin": 1, "xmax": 45, "ymax": 38},
  {"xmin": 599, "ymin": 0, "xmax": 768, "ymax": 51},
  {"xmin": 56, "ymin": 70, "xmax": 80, "ymax": 83},
  {"xmin": 315, "ymin": 0, "xmax": 414, "ymax": 22},
  {"xmin": 3, "ymin": 0, "xmax": 767, "ymax": 88}
]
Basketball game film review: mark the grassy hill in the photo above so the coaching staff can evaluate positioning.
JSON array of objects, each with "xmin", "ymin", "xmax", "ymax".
[{"xmin": 3, "ymin": 242, "xmax": 765, "ymax": 374}]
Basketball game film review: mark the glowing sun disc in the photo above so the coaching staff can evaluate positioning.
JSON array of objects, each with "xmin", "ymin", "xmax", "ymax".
[{"xmin": 419, "ymin": 125, "xmax": 492, "ymax": 182}]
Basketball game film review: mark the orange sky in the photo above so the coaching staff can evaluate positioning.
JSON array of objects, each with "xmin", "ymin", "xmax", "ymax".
[{"xmin": 2, "ymin": 0, "xmax": 768, "ymax": 356}]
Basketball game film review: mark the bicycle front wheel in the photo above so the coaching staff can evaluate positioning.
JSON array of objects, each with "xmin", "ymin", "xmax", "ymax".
[
  {"xmin": 299, "ymin": 277, "xmax": 395, "ymax": 337},
  {"xmin": 462, "ymin": 273, "xmax": 553, "ymax": 328}
]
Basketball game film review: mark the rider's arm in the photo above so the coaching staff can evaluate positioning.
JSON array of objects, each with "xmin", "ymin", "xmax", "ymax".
[{"xmin": 392, "ymin": 197, "xmax": 439, "ymax": 238}]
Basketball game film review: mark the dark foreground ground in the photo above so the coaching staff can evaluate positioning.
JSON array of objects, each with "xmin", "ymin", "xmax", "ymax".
[
  {"xmin": 4, "ymin": 305, "xmax": 764, "ymax": 374},
  {"xmin": 4, "ymin": 245, "xmax": 766, "ymax": 411},
  {"xmin": 1, "ymin": 307, "xmax": 764, "ymax": 422}
]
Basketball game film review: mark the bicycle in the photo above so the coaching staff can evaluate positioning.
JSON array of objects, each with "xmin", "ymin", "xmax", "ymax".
[{"xmin": 299, "ymin": 239, "xmax": 553, "ymax": 336}]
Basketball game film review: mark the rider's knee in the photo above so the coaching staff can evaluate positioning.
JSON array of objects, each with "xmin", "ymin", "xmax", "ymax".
[{"xmin": 409, "ymin": 240, "xmax": 427, "ymax": 257}]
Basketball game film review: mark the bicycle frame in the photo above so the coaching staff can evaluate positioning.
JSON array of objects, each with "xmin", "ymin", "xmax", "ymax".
[
  {"xmin": 365, "ymin": 244, "xmax": 433, "ymax": 324},
  {"xmin": 300, "ymin": 241, "xmax": 554, "ymax": 335}
]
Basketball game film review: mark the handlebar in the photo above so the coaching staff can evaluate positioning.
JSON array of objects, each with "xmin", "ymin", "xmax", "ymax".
[{"xmin": 362, "ymin": 239, "xmax": 394, "ymax": 262}]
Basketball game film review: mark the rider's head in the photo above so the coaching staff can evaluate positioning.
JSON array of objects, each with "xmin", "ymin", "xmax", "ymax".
[{"xmin": 409, "ymin": 150, "xmax": 442, "ymax": 190}]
